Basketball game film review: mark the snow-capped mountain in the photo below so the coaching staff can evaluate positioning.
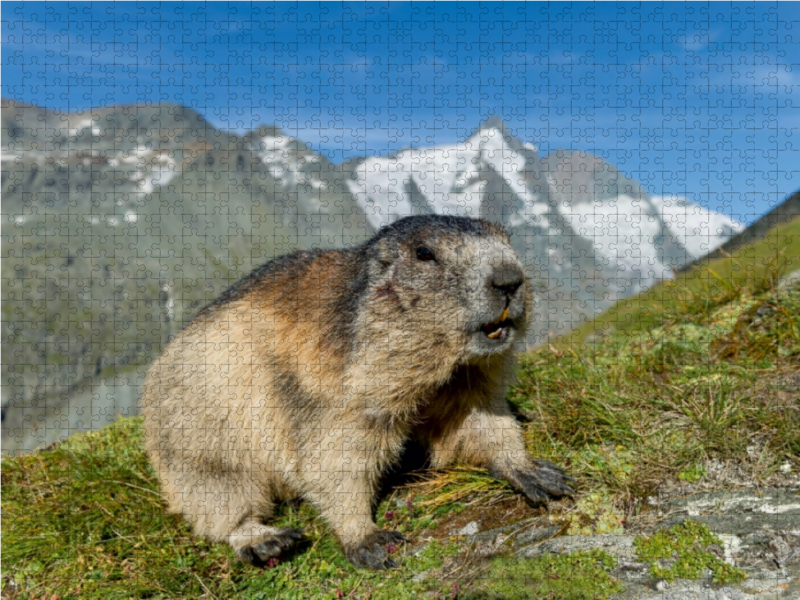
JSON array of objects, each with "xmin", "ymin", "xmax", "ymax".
[{"xmin": 341, "ymin": 119, "xmax": 742, "ymax": 341}]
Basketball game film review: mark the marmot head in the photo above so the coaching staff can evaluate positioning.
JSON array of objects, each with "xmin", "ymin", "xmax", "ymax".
[{"xmin": 361, "ymin": 215, "xmax": 530, "ymax": 360}]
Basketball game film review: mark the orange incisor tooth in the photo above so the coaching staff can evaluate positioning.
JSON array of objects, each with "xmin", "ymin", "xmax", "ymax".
[{"xmin": 487, "ymin": 308, "xmax": 509, "ymax": 339}]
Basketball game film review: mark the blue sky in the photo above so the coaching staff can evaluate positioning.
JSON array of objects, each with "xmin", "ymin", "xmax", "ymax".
[{"xmin": 3, "ymin": 1, "xmax": 799, "ymax": 224}]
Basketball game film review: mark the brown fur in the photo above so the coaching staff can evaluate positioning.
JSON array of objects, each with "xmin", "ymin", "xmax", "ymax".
[{"xmin": 141, "ymin": 215, "xmax": 572, "ymax": 570}]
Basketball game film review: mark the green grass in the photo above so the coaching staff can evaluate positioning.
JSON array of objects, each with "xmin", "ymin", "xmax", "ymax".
[
  {"xmin": 510, "ymin": 277, "xmax": 800, "ymax": 498},
  {"xmin": 509, "ymin": 214, "xmax": 800, "ymax": 498},
  {"xmin": 0, "ymin": 419, "xmax": 466, "ymax": 599},
  {"xmin": 3, "ymin": 217, "xmax": 799, "ymax": 598}
]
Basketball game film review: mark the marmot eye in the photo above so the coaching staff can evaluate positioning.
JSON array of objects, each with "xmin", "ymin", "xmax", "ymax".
[{"xmin": 416, "ymin": 247, "xmax": 435, "ymax": 261}]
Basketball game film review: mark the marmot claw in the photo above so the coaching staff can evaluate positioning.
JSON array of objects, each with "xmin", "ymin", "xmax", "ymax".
[{"xmin": 513, "ymin": 462, "xmax": 575, "ymax": 505}]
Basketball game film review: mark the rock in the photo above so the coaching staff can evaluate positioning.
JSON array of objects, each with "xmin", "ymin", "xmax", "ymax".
[
  {"xmin": 516, "ymin": 533, "xmax": 638, "ymax": 561},
  {"xmin": 659, "ymin": 489, "xmax": 800, "ymax": 537},
  {"xmin": 514, "ymin": 525, "xmax": 562, "ymax": 548},
  {"xmin": 453, "ymin": 522, "xmax": 479, "ymax": 536},
  {"xmin": 406, "ymin": 489, "xmax": 799, "ymax": 598}
]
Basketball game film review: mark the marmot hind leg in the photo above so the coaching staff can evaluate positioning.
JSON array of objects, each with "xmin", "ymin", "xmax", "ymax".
[
  {"xmin": 163, "ymin": 467, "xmax": 306, "ymax": 563},
  {"xmin": 194, "ymin": 486, "xmax": 306, "ymax": 565}
]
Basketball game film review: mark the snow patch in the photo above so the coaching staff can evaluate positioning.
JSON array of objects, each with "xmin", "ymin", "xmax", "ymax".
[
  {"xmin": 128, "ymin": 150, "xmax": 180, "ymax": 193},
  {"xmin": 253, "ymin": 135, "xmax": 326, "ymax": 190},
  {"xmin": 561, "ymin": 194, "xmax": 671, "ymax": 286},
  {"xmin": 347, "ymin": 132, "xmax": 547, "ymax": 230},
  {"xmin": 651, "ymin": 195, "xmax": 744, "ymax": 259}
]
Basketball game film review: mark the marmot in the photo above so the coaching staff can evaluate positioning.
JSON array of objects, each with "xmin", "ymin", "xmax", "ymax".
[{"xmin": 141, "ymin": 215, "xmax": 573, "ymax": 570}]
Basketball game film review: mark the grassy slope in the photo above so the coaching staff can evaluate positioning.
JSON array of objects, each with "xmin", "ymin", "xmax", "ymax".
[
  {"xmin": 3, "ymin": 218, "xmax": 799, "ymax": 599},
  {"xmin": 555, "ymin": 214, "xmax": 800, "ymax": 349}
]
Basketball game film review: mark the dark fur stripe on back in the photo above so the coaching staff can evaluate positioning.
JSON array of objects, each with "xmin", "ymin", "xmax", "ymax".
[{"xmin": 193, "ymin": 249, "xmax": 327, "ymax": 321}]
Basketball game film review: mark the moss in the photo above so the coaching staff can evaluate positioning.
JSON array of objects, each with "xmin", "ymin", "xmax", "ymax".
[
  {"xmin": 465, "ymin": 549, "xmax": 623, "ymax": 600},
  {"xmin": 678, "ymin": 464, "xmax": 707, "ymax": 483},
  {"xmin": 634, "ymin": 520, "xmax": 747, "ymax": 585}
]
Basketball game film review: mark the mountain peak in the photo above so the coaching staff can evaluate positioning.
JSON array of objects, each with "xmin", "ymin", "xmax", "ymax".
[
  {"xmin": 469, "ymin": 115, "xmax": 516, "ymax": 140},
  {"xmin": 479, "ymin": 115, "xmax": 509, "ymax": 132},
  {"xmin": 467, "ymin": 116, "xmax": 533, "ymax": 153}
]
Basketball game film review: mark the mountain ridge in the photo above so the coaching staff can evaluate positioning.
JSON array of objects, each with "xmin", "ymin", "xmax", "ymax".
[{"xmin": 1, "ymin": 99, "xmax": 743, "ymax": 452}]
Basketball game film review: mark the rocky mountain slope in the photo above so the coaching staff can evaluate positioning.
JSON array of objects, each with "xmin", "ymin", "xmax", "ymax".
[
  {"xmin": 2, "ymin": 101, "xmax": 741, "ymax": 451},
  {"xmin": 1, "ymin": 100, "xmax": 373, "ymax": 451}
]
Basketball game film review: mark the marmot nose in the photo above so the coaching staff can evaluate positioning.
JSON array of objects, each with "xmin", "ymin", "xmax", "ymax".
[{"xmin": 491, "ymin": 266, "xmax": 524, "ymax": 298}]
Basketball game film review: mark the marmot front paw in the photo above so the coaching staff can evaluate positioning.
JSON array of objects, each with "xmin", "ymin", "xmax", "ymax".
[
  {"xmin": 506, "ymin": 460, "xmax": 575, "ymax": 506},
  {"xmin": 345, "ymin": 530, "xmax": 407, "ymax": 570}
]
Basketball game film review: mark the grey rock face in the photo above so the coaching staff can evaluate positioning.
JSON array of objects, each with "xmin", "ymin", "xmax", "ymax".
[{"xmin": 444, "ymin": 489, "xmax": 800, "ymax": 599}]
